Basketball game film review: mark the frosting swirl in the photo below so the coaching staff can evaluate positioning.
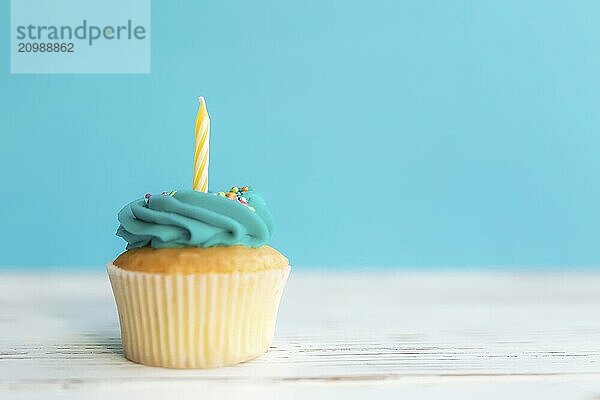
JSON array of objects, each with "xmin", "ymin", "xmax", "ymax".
[{"xmin": 116, "ymin": 188, "xmax": 274, "ymax": 249}]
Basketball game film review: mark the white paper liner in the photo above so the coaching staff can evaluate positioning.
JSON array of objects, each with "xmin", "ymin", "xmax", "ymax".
[{"xmin": 107, "ymin": 264, "xmax": 290, "ymax": 368}]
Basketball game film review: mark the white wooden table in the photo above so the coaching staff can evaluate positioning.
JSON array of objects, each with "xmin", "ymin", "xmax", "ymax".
[{"xmin": 1, "ymin": 270, "xmax": 600, "ymax": 399}]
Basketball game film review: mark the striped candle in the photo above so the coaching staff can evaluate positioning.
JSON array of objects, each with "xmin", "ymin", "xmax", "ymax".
[{"xmin": 193, "ymin": 97, "xmax": 211, "ymax": 192}]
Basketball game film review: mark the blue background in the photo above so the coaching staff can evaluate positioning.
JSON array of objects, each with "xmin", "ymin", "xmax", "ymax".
[{"xmin": 1, "ymin": 1, "xmax": 600, "ymax": 268}]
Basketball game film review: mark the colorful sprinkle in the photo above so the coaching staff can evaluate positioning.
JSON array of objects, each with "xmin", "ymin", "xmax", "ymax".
[
  {"xmin": 216, "ymin": 185, "xmax": 255, "ymax": 212},
  {"xmin": 144, "ymin": 193, "xmax": 152, "ymax": 207}
]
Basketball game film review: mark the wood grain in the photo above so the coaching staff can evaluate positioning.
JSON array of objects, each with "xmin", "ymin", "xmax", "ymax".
[{"xmin": 1, "ymin": 270, "xmax": 600, "ymax": 399}]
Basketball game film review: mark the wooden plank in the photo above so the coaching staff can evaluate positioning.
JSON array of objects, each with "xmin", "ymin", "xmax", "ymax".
[{"xmin": 1, "ymin": 270, "xmax": 600, "ymax": 399}]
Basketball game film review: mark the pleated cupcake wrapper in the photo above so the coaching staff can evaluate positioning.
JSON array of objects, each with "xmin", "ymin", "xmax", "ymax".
[{"xmin": 107, "ymin": 264, "xmax": 290, "ymax": 369}]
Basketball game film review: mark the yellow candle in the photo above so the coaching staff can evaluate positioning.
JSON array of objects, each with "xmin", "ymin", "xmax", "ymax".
[{"xmin": 193, "ymin": 97, "xmax": 211, "ymax": 192}]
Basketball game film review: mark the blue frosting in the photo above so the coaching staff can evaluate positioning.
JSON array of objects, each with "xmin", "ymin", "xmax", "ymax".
[{"xmin": 116, "ymin": 188, "xmax": 274, "ymax": 249}]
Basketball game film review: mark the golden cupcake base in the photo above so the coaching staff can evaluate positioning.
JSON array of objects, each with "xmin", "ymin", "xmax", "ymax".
[{"xmin": 107, "ymin": 263, "xmax": 290, "ymax": 369}]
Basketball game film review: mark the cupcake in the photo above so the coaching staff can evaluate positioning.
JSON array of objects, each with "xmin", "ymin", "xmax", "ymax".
[{"xmin": 107, "ymin": 99, "xmax": 290, "ymax": 369}]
